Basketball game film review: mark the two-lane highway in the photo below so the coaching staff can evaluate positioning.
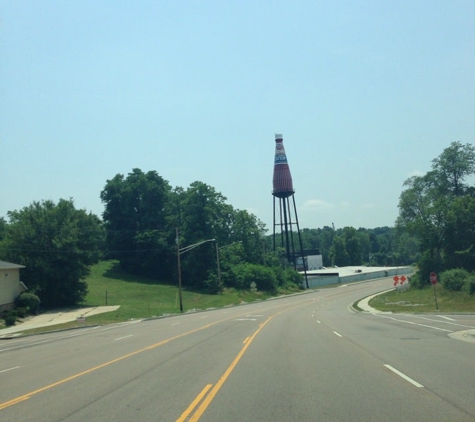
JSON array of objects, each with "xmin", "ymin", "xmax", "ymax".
[{"xmin": 1, "ymin": 278, "xmax": 474, "ymax": 421}]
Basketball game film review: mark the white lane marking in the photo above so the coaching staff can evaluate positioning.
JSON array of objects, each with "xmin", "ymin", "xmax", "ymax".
[
  {"xmin": 373, "ymin": 314, "xmax": 453, "ymax": 333},
  {"xmin": 437, "ymin": 316, "xmax": 456, "ymax": 321},
  {"xmin": 333, "ymin": 331, "xmax": 342, "ymax": 337},
  {"xmin": 0, "ymin": 366, "xmax": 20, "ymax": 374},
  {"xmin": 0, "ymin": 339, "xmax": 51, "ymax": 353},
  {"xmin": 317, "ymin": 320, "xmax": 321, "ymax": 324},
  {"xmin": 115, "ymin": 335, "xmax": 133, "ymax": 341},
  {"xmin": 338, "ymin": 285, "xmax": 348, "ymax": 288},
  {"xmin": 384, "ymin": 364, "xmax": 424, "ymax": 388},
  {"xmin": 171, "ymin": 322, "xmax": 180, "ymax": 326},
  {"xmin": 236, "ymin": 318, "xmax": 257, "ymax": 321},
  {"xmin": 416, "ymin": 316, "xmax": 474, "ymax": 329}
]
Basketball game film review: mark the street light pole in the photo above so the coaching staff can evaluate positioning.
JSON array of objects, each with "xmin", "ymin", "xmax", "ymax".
[
  {"xmin": 176, "ymin": 228, "xmax": 184, "ymax": 312},
  {"xmin": 215, "ymin": 242, "xmax": 222, "ymax": 293}
]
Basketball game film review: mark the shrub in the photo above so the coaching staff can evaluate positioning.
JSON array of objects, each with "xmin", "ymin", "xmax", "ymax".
[
  {"xmin": 464, "ymin": 275, "xmax": 475, "ymax": 295},
  {"xmin": 280, "ymin": 268, "xmax": 304, "ymax": 288},
  {"xmin": 231, "ymin": 263, "xmax": 278, "ymax": 292},
  {"xmin": 441, "ymin": 269, "xmax": 469, "ymax": 292},
  {"xmin": 2, "ymin": 310, "xmax": 17, "ymax": 326},
  {"xmin": 203, "ymin": 272, "xmax": 222, "ymax": 294},
  {"xmin": 16, "ymin": 306, "xmax": 30, "ymax": 318},
  {"xmin": 408, "ymin": 272, "xmax": 425, "ymax": 289},
  {"xmin": 416, "ymin": 251, "xmax": 444, "ymax": 288},
  {"xmin": 4, "ymin": 315, "xmax": 17, "ymax": 326},
  {"xmin": 16, "ymin": 293, "xmax": 41, "ymax": 314}
]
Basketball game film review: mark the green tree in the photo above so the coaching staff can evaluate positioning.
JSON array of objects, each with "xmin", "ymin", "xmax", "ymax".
[
  {"xmin": 431, "ymin": 141, "xmax": 475, "ymax": 196},
  {"xmin": 175, "ymin": 181, "xmax": 235, "ymax": 288},
  {"xmin": 0, "ymin": 217, "xmax": 6, "ymax": 241},
  {"xmin": 329, "ymin": 235, "xmax": 349, "ymax": 266},
  {"xmin": 101, "ymin": 169, "xmax": 174, "ymax": 278},
  {"xmin": 1, "ymin": 199, "xmax": 104, "ymax": 307},
  {"xmin": 444, "ymin": 196, "xmax": 475, "ymax": 271},
  {"xmin": 343, "ymin": 227, "xmax": 363, "ymax": 265},
  {"xmin": 397, "ymin": 172, "xmax": 446, "ymax": 265},
  {"xmin": 229, "ymin": 210, "xmax": 267, "ymax": 264},
  {"xmin": 397, "ymin": 142, "xmax": 475, "ymax": 279}
]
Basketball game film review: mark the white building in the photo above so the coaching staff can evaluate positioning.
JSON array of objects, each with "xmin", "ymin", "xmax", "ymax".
[{"xmin": 0, "ymin": 260, "xmax": 26, "ymax": 312}]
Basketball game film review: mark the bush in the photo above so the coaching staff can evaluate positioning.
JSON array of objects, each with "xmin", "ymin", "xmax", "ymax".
[
  {"xmin": 408, "ymin": 272, "xmax": 425, "ymax": 289},
  {"xmin": 416, "ymin": 251, "xmax": 443, "ymax": 288},
  {"xmin": 280, "ymin": 268, "xmax": 304, "ymax": 288},
  {"xmin": 16, "ymin": 306, "xmax": 30, "ymax": 318},
  {"xmin": 203, "ymin": 272, "xmax": 222, "ymax": 294},
  {"xmin": 441, "ymin": 269, "xmax": 469, "ymax": 291},
  {"xmin": 4, "ymin": 315, "xmax": 17, "ymax": 326},
  {"xmin": 231, "ymin": 263, "xmax": 278, "ymax": 292},
  {"xmin": 464, "ymin": 275, "xmax": 475, "ymax": 295},
  {"xmin": 16, "ymin": 293, "xmax": 41, "ymax": 314},
  {"xmin": 2, "ymin": 310, "xmax": 17, "ymax": 326}
]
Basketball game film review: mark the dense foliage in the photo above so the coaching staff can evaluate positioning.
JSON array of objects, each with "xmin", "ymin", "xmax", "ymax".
[
  {"xmin": 0, "ymin": 199, "xmax": 104, "ymax": 307},
  {"xmin": 397, "ymin": 141, "xmax": 475, "ymax": 285},
  {"xmin": 100, "ymin": 169, "xmax": 289, "ymax": 291},
  {"xmin": 294, "ymin": 225, "xmax": 417, "ymax": 267},
  {"xmin": 409, "ymin": 268, "xmax": 475, "ymax": 295}
]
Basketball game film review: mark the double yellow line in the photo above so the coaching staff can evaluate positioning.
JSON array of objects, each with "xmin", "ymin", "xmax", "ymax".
[
  {"xmin": 176, "ymin": 311, "xmax": 283, "ymax": 421},
  {"xmin": 1, "ymin": 301, "xmax": 307, "ymax": 416}
]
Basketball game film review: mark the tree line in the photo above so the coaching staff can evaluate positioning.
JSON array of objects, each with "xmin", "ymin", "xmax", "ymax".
[
  {"xmin": 297, "ymin": 225, "xmax": 418, "ymax": 268},
  {"xmin": 1, "ymin": 141, "xmax": 473, "ymax": 307}
]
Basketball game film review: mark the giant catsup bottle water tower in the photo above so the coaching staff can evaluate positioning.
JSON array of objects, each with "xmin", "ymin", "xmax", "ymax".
[{"xmin": 272, "ymin": 134, "xmax": 308, "ymax": 287}]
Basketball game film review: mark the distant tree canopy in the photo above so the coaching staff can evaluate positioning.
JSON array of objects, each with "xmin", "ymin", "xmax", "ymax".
[
  {"xmin": 397, "ymin": 141, "xmax": 475, "ymax": 281},
  {"xmin": 296, "ymin": 225, "xmax": 416, "ymax": 268},
  {"xmin": 0, "ymin": 199, "xmax": 104, "ymax": 307}
]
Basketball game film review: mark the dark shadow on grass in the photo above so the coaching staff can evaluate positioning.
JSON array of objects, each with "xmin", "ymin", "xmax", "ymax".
[{"xmin": 102, "ymin": 261, "xmax": 177, "ymax": 286}]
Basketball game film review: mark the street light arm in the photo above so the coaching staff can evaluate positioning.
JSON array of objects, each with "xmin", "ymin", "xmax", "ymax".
[
  {"xmin": 218, "ymin": 240, "xmax": 242, "ymax": 251},
  {"xmin": 179, "ymin": 238, "xmax": 216, "ymax": 255}
]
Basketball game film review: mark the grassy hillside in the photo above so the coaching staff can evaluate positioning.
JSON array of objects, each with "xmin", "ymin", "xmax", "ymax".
[{"xmin": 81, "ymin": 260, "xmax": 282, "ymax": 324}]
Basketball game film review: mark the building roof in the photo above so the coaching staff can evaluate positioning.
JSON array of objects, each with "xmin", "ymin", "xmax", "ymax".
[
  {"xmin": 0, "ymin": 260, "xmax": 25, "ymax": 269},
  {"xmin": 306, "ymin": 266, "xmax": 408, "ymax": 277}
]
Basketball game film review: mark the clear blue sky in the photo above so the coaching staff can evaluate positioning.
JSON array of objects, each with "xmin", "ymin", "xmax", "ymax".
[{"xmin": 1, "ymin": 1, "xmax": 474, "ymax": 231}]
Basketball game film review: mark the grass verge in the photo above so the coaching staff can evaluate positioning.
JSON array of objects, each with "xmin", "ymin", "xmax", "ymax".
[
  {"xmin": 1, "ymin": 260, "xmax": 303, "ymax": 335},
  {"xmin": 82, "ymin": 260, "xmax": 297, "ymax": 324},
  {"xmin": 368, "ymin": 284, "xmax": 475, "ymax": 313}
]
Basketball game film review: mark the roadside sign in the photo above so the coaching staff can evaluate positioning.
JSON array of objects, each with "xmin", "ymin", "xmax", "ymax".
[
  {"xmin": 430, "ymin": 272, "xmax": 439, "ymax": 310},
  {"xmin": 393, "ymin": 276, "xmax": 399, "ymax": 282}
]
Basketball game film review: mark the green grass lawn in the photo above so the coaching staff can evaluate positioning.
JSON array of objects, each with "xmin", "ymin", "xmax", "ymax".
[
  {"xmin": 369, "ymin": 283, "xmax": 475, "ymax": 313},
  {"xmin": 81, "ymin": 260, "xmax": 290, "ymax": 325}
]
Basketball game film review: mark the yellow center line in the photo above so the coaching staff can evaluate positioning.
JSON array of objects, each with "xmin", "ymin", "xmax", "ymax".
[
  {"xmin": 0, "ymin": 397, "xmax": 29, "ymax": 410},
  {"xmin": 186, "ymin": 304, "xmax": 303, "ymax": 422},
  {"xmin": 176, "ymin": 384, "xmax": 213, "ymax": 422},
  {"xmin": 1, "ymin": 299, "xmax": 314, "ymax": 412}
]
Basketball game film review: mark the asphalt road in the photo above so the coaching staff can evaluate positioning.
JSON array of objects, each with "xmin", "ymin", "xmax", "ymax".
[{"xmin": 1, "ymin": 278, "xmax": 474, "ymax": 421}]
